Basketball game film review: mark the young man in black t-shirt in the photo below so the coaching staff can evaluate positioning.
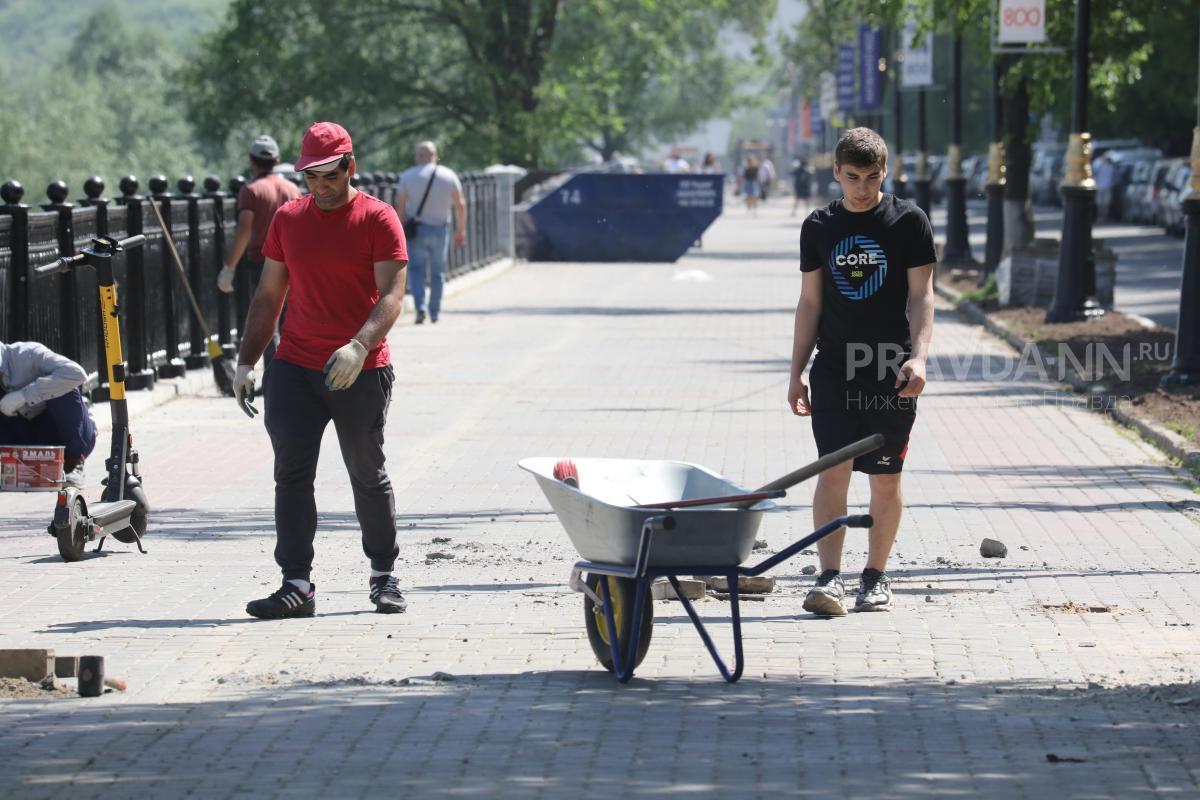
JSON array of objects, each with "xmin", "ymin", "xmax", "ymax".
[{"xmin": 788, "ymin": 128, "xmax": 936, "ymax": 615}]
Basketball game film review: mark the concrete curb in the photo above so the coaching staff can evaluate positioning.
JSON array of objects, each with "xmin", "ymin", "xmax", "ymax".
[{"xmin": 934, "ymin": 282, "xmax": 1200, "ymax": 471}]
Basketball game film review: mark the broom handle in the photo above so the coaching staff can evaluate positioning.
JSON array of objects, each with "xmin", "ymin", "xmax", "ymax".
[{"xmin": 147, "ymin": 197, "xmax": 214, "ymax": 340}]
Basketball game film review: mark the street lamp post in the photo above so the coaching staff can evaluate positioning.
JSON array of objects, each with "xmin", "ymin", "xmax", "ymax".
[
  {"xmin": 983, "ymin": 57, "xmax": 1006, "ymax": 279},
  {"xmin": 893, "ymin": 31, "xmax": 908, "ymax": 200},
  {"xmin": 1161, "ymin": 18, "xmax": 1200, "ymax": 387},
  {"xmin": 913, "ymin": 89, "xmax": 932, "ymax": 216},
  {"xmin": 942, "ymin": 32, "xmax": 974, "ymax": 266},
  {"xmin": 1046, "ymin": 0, "xmax": 1103, "ymax": 322}
]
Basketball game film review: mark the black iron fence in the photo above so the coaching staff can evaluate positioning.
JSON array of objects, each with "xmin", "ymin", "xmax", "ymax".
[{"xmin": 0, "ymin": 171, "xmax": 506, "ymax": 397}]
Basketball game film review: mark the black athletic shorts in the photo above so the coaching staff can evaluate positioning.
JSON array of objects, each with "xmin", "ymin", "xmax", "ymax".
[{"xmin": 808, "ymin": 358, "xmax": 916, "ymax": 474}]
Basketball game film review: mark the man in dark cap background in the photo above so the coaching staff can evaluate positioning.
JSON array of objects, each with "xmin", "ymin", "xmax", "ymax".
[{"xmin": 217, "ymin": 134, "xmax": 302, "ymax": 365}]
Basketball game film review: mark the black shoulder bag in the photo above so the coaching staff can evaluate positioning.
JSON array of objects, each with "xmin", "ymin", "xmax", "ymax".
[{"xmin": 404, "ymin": 165, "xmax": 438, "ymax": 240}]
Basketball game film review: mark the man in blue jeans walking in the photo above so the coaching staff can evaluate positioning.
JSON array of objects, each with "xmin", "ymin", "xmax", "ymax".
[{"xmin": 394, "ymin": 140, "xmax": 467, "ymax": 324}]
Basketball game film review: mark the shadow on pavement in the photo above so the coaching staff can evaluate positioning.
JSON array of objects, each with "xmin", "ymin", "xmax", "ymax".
[{"xmin": 0, "ymin": 671, "xmax": 1194, "ymax": 797}]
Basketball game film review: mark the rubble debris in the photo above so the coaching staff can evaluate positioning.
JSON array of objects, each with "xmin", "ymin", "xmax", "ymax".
[
  {"xmin": 980, "ymin": 538, "xmax": 1008, "ymax": 558},
  {"xmin": 705, "ymin": 576, "xmax": 775, "ymax": 594},
  {"xmin": 651, "ymin": 578, "xmax": 706, "ymax": 601}
]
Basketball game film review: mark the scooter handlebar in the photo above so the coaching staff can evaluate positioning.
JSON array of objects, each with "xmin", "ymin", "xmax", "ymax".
[{"xmin": 35, "ymin": 234, "xmax": 146, "ymax": 275}]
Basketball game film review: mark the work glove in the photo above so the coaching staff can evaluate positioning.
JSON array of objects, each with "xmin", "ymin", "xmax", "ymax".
[
  {"xmin": 217, "ymin": 265, "xmax": 236, "ymax": 294},
  {"xmin": 0, "ymin": 388, "xmax": 26, "ymax": 417},
  {"xmin": 233, "ymin": 365, "xmax": 258, "ymax": 418},
  {"xmin": 323, "ymin": 339, "xmax": 368, "ymax": 391}
]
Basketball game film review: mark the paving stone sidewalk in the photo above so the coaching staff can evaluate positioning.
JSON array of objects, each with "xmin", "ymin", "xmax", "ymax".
[{"xmin": 1, "ymin": 200, "xmax": 1197, "ymax": 799}]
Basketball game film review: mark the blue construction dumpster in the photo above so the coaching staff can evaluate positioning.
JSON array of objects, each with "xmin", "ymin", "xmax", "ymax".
[{"xmin": 516, "ymin": 173, "xmax": 724, "ymax": 262}]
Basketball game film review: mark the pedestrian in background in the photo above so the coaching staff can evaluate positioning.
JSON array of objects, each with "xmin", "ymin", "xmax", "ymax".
[
  {"xmin": 791, "ymin": 158, "xmax": 812, "ymax": 217},
  {"xmin": 216, "ymin": 134, "xmax": 301, "ymax": 365},
  {"xmin": 664, "ymin": 149, "xmax": 691, "ymax": 173},
  {"xmin": 235, "ymin": 121, "xmax": 410, "ymax": 620},
  {"xmin": 699, "ymin": 152, "xmax": 721, "ymax": 173},
  {"xmin": 759, "ymin": 156, "xmax": 776, "ymax": 201},
  {"xmin": 788, "ymin": 127, "xmax": 936, "ymax": 616},
  {"xmin": 394, "ymin": 141, "xmax": 467, "ymax": 324},
  {"xmin": 741, "ymin": 155, "xmax": 761, "ymax": 214},
  {"xmin": 0, "ymin": 340, "xmax": 95, "ymax": 487}
]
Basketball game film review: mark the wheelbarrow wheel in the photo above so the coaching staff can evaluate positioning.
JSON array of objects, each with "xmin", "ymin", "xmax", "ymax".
[{"xmin": 584, "ymin": 574, "xmax": 653, "ymax": 673}]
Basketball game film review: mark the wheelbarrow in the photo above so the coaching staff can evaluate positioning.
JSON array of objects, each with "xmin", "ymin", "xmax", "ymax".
[{"xmin": 519, "ymin": 434, "xmax": 884, "ymax": 682}]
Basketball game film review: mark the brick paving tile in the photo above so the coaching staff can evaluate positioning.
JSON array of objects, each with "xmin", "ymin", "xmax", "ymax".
[{"xmin": 1, "ymin": 201, "xmax": 1197, "ymax": 798}]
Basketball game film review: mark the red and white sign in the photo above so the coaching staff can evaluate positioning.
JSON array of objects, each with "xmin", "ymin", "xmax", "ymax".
[{"xmin": 998, "ymin": 0, "xmax": 1046, "ymax": 44}]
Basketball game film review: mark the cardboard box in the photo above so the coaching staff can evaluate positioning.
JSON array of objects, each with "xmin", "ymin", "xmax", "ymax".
[{"xmin": 0, "ymin": 445, "xmax": 65, "ymax": 491}]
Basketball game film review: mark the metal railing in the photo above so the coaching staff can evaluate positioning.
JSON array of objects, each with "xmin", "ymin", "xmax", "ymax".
[{"xmin": 0, "ymin": 170, "xmax": 508, "ymax": 397}]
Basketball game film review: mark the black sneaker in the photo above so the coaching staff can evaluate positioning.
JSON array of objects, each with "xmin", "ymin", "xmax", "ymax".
[
  {"xmin": 802, "ymin": 569, "xmax": 847, "ymax": 616},
  {"xmin": 854, "ymin": 569, "xmax": 892, "ymax": 612},
  {"xmin": 415, "ymin": 311, "xmax": 426, "ymax": 325},
  {"xmin": 246, "ymin": 582, "xmax": 315, "ymax": 619},
  {"xmin": 369, "ymin": 575, "xmax": 407, "ymax": 614}
]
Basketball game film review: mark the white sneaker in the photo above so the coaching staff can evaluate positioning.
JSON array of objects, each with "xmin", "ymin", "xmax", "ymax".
[{"xmin": 62, "ymin": 464, "xmax": 85, "ymax": 488}]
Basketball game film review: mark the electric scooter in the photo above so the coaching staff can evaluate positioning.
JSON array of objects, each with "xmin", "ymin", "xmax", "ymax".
[{"xmin": 37, "ymin": 234, "xmax": 150, "ymax": 562}]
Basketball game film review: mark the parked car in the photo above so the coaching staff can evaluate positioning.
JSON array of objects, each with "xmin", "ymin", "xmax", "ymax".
[
  {"xmin": 925, "ymin": 155, "xmax": 946, "ymax": 204},
  {"xmin": 1094, "ymin": 147, "xmax": 1162, "ymax": 222},
  {"xmin": 1143, "ymin": 159, "xmax": 1176, "ymax": 227},
  {"xmin": 1124, "ymin": 159, "xmax": 1157, "ymax": 223},
  {"xmin": 1159, "ymin": 159, "xmax": 1192, "ymax": 236},
  {"xmin": 961, "ymin": 154, "xmax": 989, "ymax": 199},
  {"xmin": 1031, "ymin": 142, "xmax": 1067, "ymax": 206}
]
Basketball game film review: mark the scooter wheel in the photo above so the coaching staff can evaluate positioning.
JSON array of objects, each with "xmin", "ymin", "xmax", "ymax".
[
  {"xmin": 583, "ymin": 574, "xmax": 654, "ymax": 673},
  {"xmin": 56, "ymin": 497, "xmax": 88, "ymax": 562},
  {"xmin": 112, "ymin": 485, "xmax": 148, "ymax": 544}
]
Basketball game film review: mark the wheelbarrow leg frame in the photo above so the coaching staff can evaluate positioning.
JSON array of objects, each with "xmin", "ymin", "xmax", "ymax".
[{"xmin": 574, "ymin": 513, "xmax": 873, "ymax": 683}]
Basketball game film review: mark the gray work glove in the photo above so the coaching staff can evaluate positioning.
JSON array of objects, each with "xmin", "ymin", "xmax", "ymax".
[
  {"xmin": 217, "ymin": 265, "xmax": 236, "ymax": 294},
  {"xmin": 233, "ymin": 365, "xmax": 258, "ymax": 418},
  {"xmin": 323, "ymin": 339, "xmax": 368, "ymax": 391},
  {"xmin": 1, "ymin": 388, "xmax": 27, "ymax": 417}
]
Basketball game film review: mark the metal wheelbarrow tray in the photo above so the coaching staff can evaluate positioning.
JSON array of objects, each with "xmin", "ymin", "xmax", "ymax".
[{"xmin": 520, "ymin": 435, "xmax": 883, "ymax": 683}]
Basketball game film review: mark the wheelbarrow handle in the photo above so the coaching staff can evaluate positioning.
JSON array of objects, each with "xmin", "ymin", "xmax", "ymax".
[
  {"xmin": 635, "ymin": 489, "xmax": 785, "ymax": 510},
  {"xmin": 751, "ymin": 434, "xmax": 886, "ymax": 495}
]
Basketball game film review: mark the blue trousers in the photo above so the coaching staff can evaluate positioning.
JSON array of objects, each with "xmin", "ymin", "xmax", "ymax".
[
  {"xmin": 407, "ymin": 223, "xmax": 450, "ymax": 319},
  {"xmin": 0, "ymin": 388, "xmax": 97, "ymax": 467}
]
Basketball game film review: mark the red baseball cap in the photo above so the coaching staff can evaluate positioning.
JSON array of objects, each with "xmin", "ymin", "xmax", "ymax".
[{"xmin": 295, "ymin": 121, "xmax": 354, "ymax": 171}]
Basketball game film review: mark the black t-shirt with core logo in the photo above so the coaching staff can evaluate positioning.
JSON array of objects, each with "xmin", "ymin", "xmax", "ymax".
[{"xmin": 799, "ymin": 193, "xmax": 935, "ymax": 381}]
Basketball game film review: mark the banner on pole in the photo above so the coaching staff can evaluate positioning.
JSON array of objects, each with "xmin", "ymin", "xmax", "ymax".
[
  {"xmin": 900, "ymin": 21, "xmax": 933, "ymax": 88},
  {"xmin": 858, "ymin": 26, "xmax": 882, "ymax": 110},
  {"xmin": 836, "ymin": 44, "xmax": 855, "ymax": 113}
]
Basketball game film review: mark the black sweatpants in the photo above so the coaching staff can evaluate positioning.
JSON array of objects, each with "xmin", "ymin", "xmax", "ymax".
[{"xmin": 264, "ymin": 359, "xmax": 397, "ymax": 581}]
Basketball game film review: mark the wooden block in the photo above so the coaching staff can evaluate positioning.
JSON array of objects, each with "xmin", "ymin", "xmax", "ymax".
[
  {"xmin": 55, "ymin": 656, "xmax": 79, "ymax": 678},
  {"xmin": 0, "ymin": 649, "xmax": 55, "ymax": 681}
]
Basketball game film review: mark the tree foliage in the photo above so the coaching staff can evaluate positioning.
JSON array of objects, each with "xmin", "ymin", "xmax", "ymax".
[
  {"xmin": 180, "ymin": 0, "xmax": 773, "ymax": 169},
  {"xmin": 782, "ymin": 0, "xmax": 1197, "ymax": 154},
  {"xmin": 0, "ymin": 3, "xmax": 217, "ymax": 196},
  {"xmin": 543, "ymin": 0, "xmax": 773, "ymax": 161}
]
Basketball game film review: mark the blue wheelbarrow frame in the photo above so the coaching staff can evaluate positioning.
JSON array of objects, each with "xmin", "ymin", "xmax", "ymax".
[{"xmin": 572, "ymin": 511, "xmax": 873, "ymax": 683}]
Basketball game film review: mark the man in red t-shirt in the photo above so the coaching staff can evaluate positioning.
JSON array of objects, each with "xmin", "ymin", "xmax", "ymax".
[
  {"xmin": 216, "ymin": 134, "xmax": 302, "ymax": 364},
  {"xmin": 233, "ymin": 121, "xmax": 410, "ymax": 620}
]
